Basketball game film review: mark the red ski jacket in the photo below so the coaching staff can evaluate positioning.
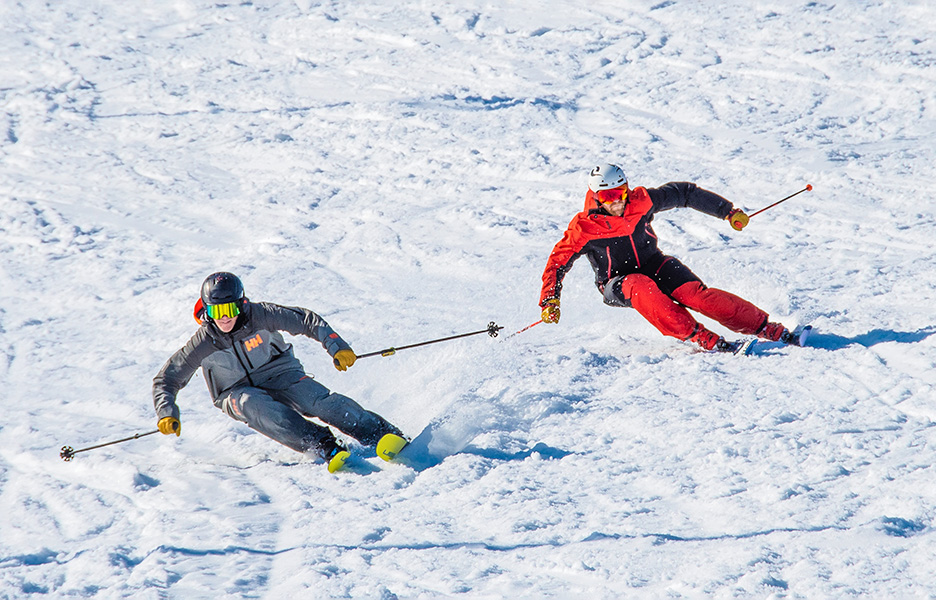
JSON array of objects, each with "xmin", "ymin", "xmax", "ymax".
[{"xmin": 539, "ymin": 182, "xmax": 734, "ymax": 306}]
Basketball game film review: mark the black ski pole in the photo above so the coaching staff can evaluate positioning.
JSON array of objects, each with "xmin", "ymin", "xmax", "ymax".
[
  {"xmin": 60, "ymin": 429, "xmax": 160, "ymax": 461},
  {"xmin": 749, "ymin": 184, "xmax": 813, "ymax": 219},
  {"xmin": 337, "ymin": 321, "xmax": 503, "ymax": 365}
]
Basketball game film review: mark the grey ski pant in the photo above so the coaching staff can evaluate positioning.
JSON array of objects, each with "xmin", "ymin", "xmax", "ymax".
[{"xmin": 217, "ymin": 372, "xmax": 399, "ymax": 455}]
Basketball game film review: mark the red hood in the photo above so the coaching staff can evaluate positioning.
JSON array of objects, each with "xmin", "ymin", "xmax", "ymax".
[{"xmin": 575, "ymin": 186, "xmax": 653, "ymax": 237}]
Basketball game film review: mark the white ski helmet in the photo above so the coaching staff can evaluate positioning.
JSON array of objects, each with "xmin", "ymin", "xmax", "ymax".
[{"xmin": 588, "ymin": 163, "xmax": 627, "ymax": 192}]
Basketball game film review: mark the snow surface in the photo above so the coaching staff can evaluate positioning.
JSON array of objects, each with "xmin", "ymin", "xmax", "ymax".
[{"xmin": 2, "ymin": 0, "xmax": 935, "ymax": 598}]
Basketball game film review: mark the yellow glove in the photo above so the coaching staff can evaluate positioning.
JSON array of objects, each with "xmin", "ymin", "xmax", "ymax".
[
  {"xmin": 333, "ymin": 349, "xmax": 357, "ymax": 371},
  {"xmin": 727, "ymin": 208, "xmax": 750, "ymax": 231},
  {"xmin": 541, "ymin": 299, "xmax": 561, "ymax": 324},
  {"xmin": 158, "ymin": 416, "xmax": 181, "ymax": 437}
]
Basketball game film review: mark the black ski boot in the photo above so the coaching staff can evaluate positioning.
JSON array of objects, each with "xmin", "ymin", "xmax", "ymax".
[
  {"xmin": 780, "ymin": 325, "xmax": 812, "ymax": 347},
  {"xmin": 320, "ymin": 439, "xmax": 350, "ymax": 474},
  {"xmin": 714, "ymin": 337, "xmax": 744, "ymax": 353}
]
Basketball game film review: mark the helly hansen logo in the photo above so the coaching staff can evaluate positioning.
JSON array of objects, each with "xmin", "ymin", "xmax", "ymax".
[{"xmin": 244, "ymin": 334, "xmax": 264, "ymax": 352}]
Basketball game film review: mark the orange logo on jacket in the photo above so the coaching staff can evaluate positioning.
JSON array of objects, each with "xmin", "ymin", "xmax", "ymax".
[{"xmin": 244, "ymin": 334, "xmax": 264, "ymax": 352}]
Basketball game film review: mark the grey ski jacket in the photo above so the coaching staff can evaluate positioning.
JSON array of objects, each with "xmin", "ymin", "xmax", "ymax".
[{"xmin": 153, "ymin": 302, "xmax": 351, "ymax": 420}]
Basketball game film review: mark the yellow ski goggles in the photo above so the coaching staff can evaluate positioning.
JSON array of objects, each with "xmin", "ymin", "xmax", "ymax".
[{"xmin": 205, "ymin": 301, "xmax": 241, "ymax": 320}]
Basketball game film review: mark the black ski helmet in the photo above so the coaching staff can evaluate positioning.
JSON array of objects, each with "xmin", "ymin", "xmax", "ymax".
[{"xmin": 200, "ymin": 272, "xmax": 245, "ymax": 307}]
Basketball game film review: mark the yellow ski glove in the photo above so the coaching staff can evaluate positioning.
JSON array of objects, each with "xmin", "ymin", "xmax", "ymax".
[
  {"xmin": 333, "ymin": 349, "xmax": 357, "ymax": 371},
  {"xmin": 158, "ymin": 416, "xmax": 181, "ymax": 437},
  {"xmin": 727, "ymin": 208, "xmax": 750, "ymax": 231},
  {"xmin": 541, "ymin": 299, "xmax": 561, "ymax": 324}
]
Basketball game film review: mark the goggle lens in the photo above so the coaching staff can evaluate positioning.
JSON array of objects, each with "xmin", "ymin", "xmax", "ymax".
[
  {"xmin": 596, "ymin": 187, "xmax": 628, "ymax": 204},
  {"xmin": 206, "ymin": 301, "xmax": 240, "ymax": 320}
]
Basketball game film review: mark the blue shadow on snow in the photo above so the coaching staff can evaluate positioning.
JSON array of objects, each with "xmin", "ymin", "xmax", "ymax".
[
  {"xmin": 750, "ymin": 326, "xmax": 936, "ymax": 353},
  {"xmin": 880, "ymin": 517, "xmax": 926, "ymax": 538},
  {"xmin": 459, "ymin": 442, "xmax": 573, "ymax": 462},
  {"xmin": 807, "ymin": 327, "xmax": 936, "ymax": 350}
]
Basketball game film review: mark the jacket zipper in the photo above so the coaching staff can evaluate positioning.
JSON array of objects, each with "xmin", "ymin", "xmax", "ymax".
[{"xmin": 230, "ymin": 335, "xmax": 255, "ymax": 387}]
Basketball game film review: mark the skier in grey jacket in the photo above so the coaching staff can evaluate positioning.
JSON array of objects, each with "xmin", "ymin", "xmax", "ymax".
[{"xmin": 153, "ymin": 272, "xmax": 404, "ymax": 470}]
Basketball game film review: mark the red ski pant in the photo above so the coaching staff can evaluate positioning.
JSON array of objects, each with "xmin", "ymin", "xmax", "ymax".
[{"xmin": 615, "ymin": 274, "xmax": 767, "ymax": 340}]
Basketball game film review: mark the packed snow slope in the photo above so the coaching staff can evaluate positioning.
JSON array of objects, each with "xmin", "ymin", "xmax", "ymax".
[{"xmin": 2, "ymin": 1, "xmax": 935, "ymax": 598}]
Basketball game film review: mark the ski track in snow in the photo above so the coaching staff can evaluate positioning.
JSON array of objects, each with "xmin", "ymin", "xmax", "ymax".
[{"xmin": 1, "ymin": 1, "xmax": 935, "ymax": 598}]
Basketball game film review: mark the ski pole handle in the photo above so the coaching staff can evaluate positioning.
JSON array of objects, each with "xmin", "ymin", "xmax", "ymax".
[{"xmin": 331, "ymin": 347, "xmax": 398, "ymax": 368}]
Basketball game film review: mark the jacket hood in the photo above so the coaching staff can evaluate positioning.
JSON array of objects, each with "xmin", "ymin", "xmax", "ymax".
[{"xmin": 573, "ymin": 186, "xmax": 654, "ymax": 237}]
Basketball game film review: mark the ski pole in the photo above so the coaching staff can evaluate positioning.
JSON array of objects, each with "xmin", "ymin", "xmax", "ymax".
[
  {"xmin": 338, "ymin": 321, "xmax": 504, "ymax": 364},
  {"xmin": 60, "ymin": 429, "xmax": 160, "ymax": 461},
  {"xmin": 748, "ymin": 184, "xmax": 813, "ymax": 219},
  {"xmin": 505, "ymin": 319, "xmax": 542, "ymax": 339}
]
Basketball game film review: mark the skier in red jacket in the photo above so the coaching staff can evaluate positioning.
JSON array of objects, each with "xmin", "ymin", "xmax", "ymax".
[{"xmin": 539, "ymin": 163, "xmax": 800, "ymax": 352}]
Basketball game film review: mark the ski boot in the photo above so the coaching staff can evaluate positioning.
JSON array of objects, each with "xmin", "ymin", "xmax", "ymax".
[
  {"xmin": 689, "ymin": 325, "xmax": 721, "ymax": 351},
  {"xmin": 322, "ymin": 440, "xmax": 350, "ymax": 474},
  {"xmin": 714, "ymin": 337, "xmax": 745, "ymax": 353},
  {"xmin": 757, "ymin": 321, "xmax": 787, "ymax": 342},
  {"xmin": 780, "ymin": 325, "xmax": 812, "ymax": 347},
  {"xmin": 376, "ymin": 433, "xmax": 408, "ymax": 462}
]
